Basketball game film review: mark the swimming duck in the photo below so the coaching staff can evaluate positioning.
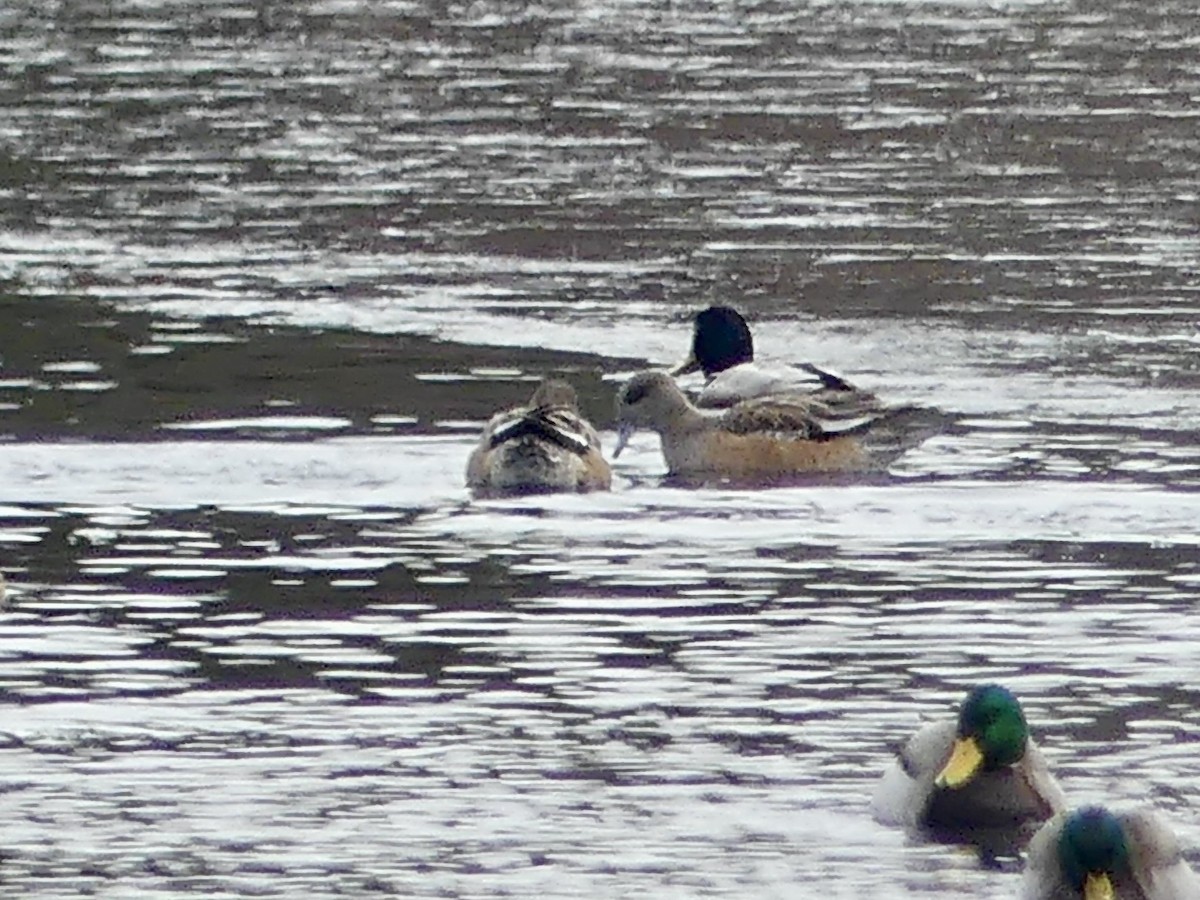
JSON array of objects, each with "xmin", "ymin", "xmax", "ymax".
[
  {"xmin": 871, "ymin": 684, "xmax": 1066, "ymax": 833},
  {"xmin": 673, "ymin": 305, "xmax": 864, "ymax": 408},
  {"xmin": 1022, "ymin": 806, "xmax": 1198, "ymax": 900},
  {"xmin": 612, "ymin": 369, "xmax": 910, "ymax": 482},
  {"xmin": 466, "ymin": 378, "xmax": 612, "ymax": 497}
]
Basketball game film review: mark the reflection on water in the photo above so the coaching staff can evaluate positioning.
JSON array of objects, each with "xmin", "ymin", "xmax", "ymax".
[
  {"xmin": 3, "ymin": 492, "xmax": 1200, "ymax": 896},
  {"xmin": 2, "ymin": 0, "xmax": 1200, "ymax": 897}
]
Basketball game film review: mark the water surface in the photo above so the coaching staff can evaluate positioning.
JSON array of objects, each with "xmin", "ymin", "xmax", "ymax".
[{"xmin": 2, "ymin": 1, "xmax": 1200, "ymax": 897}]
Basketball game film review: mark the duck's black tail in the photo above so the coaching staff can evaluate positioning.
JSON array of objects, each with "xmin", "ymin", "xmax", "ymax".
[{"xmin": 791, "ymin": 362, "xmax": 859, "ymax": 393}]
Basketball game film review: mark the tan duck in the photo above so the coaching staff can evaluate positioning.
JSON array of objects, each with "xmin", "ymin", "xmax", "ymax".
[
  {"xmin": 1022, "ymin": 806, "xmax": 1198, "ymax": 899},
  {"xmin": 871, "ymin": 684, "xmax": 1066, "ymax": 832},
  {"xmin": 613, "ymin": 370, "xmax": 929, "ymax": 483},
  {"xmin": 466, "ymin": 379, "xmax": 611, "ymax": 497}
]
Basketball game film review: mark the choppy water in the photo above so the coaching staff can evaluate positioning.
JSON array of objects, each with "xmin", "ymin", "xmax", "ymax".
[{"xmin": 2, "ymin": 0, "xmax": 1199, "ymax": 897}]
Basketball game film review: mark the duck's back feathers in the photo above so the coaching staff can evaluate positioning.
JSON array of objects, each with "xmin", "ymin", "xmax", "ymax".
[
  {"xmin": 690, "ymin": 361, "xmax": 833, "ymax": 409},
  {"xmin": 467, "ymin": 379, "xmax": 611, "ymax": 497},
  {"xmin": 719, "ymin": 396, "xmax": 834, "ymax": 441},
  {"xmin": 716, "ymin": 388, "xmax": 886, "ymax": 442},
  {"xmin": 487, "ymin": 406, "xmax": 592, "ymax": 455}
]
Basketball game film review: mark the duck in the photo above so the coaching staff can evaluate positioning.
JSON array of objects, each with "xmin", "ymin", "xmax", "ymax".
[
  {"xmin": 1021, "ymin": 806, "xmax": 1198, "ymax": 899},
  {"xmin": 871, "ymin": 684, "xmax": 1067, "ymax": 834},
  {"xmin": 466, "ymin": 378, "xmax": 612, "ymax": 497},
  {"xmin": 613, "ymin": 369, "xmax": 930, "ymax": 483},
  {"xmin": 672, "ymin": 305, "xmax": 866, "ymax": 409}
]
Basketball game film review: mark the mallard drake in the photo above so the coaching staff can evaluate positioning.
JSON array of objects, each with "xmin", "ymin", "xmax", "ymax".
[
  {"xmin": 1021, "ymin": 806, "xmax": 1198, "ymax": 899},
  {"xmin": 613, "ymin": 369, "xmax": 929, "ymax": 482},
  {"xmin": 871, "ymin": 684, "xmax": 1067, "ymax": 833},
  {"xmin": 672, "ymin": 305, "xmax": 864, "ymax": 409},
  {"xmin": 466, "ymin": 378, "xmax": 611, "ymax": 497}
]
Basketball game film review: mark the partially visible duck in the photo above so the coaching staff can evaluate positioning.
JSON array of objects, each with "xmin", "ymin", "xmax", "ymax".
[
  {"xmin": 612, "ymin": 370, "xmax": 908, "ymax": 483},
  {"xmin": 673, "ymin": 305, "xmax": 866, "ymax": 408},
  {"xmin": 1021, "ymin": 806, "xmax": 1198, "ymax": 900},
  {"xmin": 466, "ymin": 379, "xmax": 611, "ymax": 497},
  {"xmin": 871, "ymin": 684, "xmax": 1067, "ymax": 833}
]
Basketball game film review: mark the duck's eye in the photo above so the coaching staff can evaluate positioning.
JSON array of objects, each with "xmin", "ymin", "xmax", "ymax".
[{"xmin": 623, "ymin": 383, "xmax": 649, "ymax": 405}]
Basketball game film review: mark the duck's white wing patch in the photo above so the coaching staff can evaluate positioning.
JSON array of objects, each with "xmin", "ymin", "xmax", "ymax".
[{"xmin": 693, "ymin": 362, "xmax": 827, "ymax": 408}]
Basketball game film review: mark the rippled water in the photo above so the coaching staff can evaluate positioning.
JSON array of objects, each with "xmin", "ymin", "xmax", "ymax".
[{"xmin": 2, "ymin": 0, "xmax": 1199, "ymax": 896}]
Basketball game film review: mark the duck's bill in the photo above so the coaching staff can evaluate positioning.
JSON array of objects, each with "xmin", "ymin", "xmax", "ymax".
[
  {"xmin": 934, "ymin": 737, "xmax": 984, "ymax": 789},
  {"xmin": 613, "ymin": 422, "xmax": 635, "ymax": 458},
  {"xmin": 1083, "ymin": 872, "xmax": 1114, "ymax": 900},
  {"xmin": 670, "ymin": 353, "xmax": 702, "ymax": 377}
]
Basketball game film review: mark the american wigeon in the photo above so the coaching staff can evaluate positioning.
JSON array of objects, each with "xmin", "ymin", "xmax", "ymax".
[
  {"xmin": 673, "ymin": 305, "xmax": 861, "ymax": 408},
  {"xmin": 612, "ymin": 369, "xmax": 922, "ymax": 482},
  {"xmin": 466, "ymin": 379, "xmax": 611, "ymax": 497},
  {"xmin": 1022, "ymin": 806, "xmax": 1198, "ymax": 900},
  {"xmin": 872, "ymin": 684, "xmax": 1066, "ymax": 833}
]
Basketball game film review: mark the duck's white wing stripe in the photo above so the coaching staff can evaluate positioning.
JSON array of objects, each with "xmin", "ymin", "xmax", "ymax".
[
  {"xmin": 541, "ymin": 409, "xmax": 592, "ymax": 454},
  {"xmin": 490, "ymin": 409, "xmax": 592, "ymax": 455}
]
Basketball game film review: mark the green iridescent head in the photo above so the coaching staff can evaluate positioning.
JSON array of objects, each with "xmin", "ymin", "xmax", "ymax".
[
  {"xmin": 1057, "ymin": 807, "xmax": 1129, "ymax": 895},
  {"xmin": 958, "ymin": 683, "xmax": 1029, "ymax": 768},
  {"xmin": 936, "ymin": 684, "xmax": 1030, "ymax": 788}
]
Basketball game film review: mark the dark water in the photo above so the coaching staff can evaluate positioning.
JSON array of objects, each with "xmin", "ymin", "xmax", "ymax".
[{"xmin": 2, "ymin": 1, "xmax": 1199, "ymax": 896}]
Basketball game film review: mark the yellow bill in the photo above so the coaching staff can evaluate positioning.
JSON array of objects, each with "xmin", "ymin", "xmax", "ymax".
[
  {"xmin": 1084, "ymin": 872, "xmax": 1114, "ymax": 900},
  {"xmin": 934, "ymin": 736, "xmax": 985, "ymax": 789}
]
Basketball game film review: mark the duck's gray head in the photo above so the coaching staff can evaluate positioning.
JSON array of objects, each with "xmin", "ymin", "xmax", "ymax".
[{"xmin": 613, "ymin": 370, "xmax": 686, "ymax": 457}]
